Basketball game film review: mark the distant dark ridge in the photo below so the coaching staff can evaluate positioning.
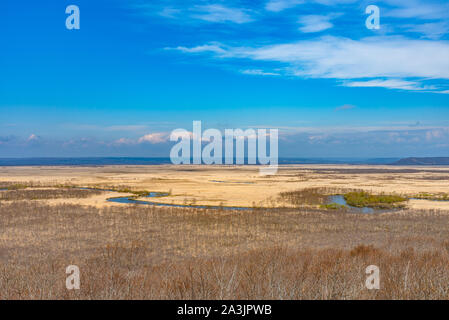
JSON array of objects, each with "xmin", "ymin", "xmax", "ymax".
[{"xmin": 393, "ymin": 157, "xmax": 449, "ymax": 165}]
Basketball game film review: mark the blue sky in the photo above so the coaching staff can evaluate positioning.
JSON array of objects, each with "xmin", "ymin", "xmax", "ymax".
[{"xmin": 1, "ymin": 0, "xmax": 449, "ymax": 157}]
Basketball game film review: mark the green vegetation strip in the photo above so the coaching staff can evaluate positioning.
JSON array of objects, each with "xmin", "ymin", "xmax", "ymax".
[
  {"xmin": 344, "ymin": 191, "xmax": 407, "ymax": 209},
  {"xmin": 5, "ymin": 184, "xmax": 29, "ymax": 190},
  {"xmin": 412, "ymin": 193, "xmax": 449, "ymax": 201},
  {"xmin": 320, "ymin": 203, "xmax": 347, "ymax": 210}
]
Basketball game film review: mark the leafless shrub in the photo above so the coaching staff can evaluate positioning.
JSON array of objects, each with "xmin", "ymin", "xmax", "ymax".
[
  {"xmin": 0, "ymin": 189, "xmax": 102, "ymax": 201},
  {"xmin": 278, "ymin": 187, "xmax": 359, "ymax": 206},
  {"xmin": 0, "ymin": 201, "xmax": 449, "ymax": 299}
]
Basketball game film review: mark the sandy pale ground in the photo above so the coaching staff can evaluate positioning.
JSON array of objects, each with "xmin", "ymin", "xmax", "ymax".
[{"xmin": 1, "ymin": 164, "xmax": 449, "ymax": 210}]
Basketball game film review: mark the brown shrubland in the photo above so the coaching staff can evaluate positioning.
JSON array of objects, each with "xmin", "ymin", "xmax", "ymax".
[
  {"xmin": 0, "ymin": 188, "xmax": 103, "ymax": 201},
  {"xmin": 1, "ymin": 198, "xmax": 449, "ymax": 299}
]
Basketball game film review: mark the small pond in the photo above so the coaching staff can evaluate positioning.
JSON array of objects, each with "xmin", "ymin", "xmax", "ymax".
[{"xmin": 327, "ymin": 195, "xmax": 376, "ymax": 214}]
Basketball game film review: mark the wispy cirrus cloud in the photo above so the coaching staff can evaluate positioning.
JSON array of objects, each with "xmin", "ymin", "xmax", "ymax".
[
  {"xmin": 139, "ymin": 0, "xmax": 449, "ymax": 38},
  {"xmin": 158, "ymin": 7, "xmax": 181, "ymax": 19},
  {"xmin": 384, "ymin": 1, "xmax": 449, "ymax": 20},
  {"xmin": 136, "ymin": 2, "xmax": 254, "ymax": 24},
  {"xmin": 342, "ymin": 79, "xmax": 437, "ymax": 91},
  {"xmin": 265, "ymin": 0, "xmax": 357, "ymax": 12},
  {"xmin": 171, "ymin": 36, "xmax": 449, "ymax": 92},
  {"xmin": 265, "ymin": 0, "xmax": 304, "ymax": 12},
  {"xmin": 403, "ymin": 22, "xmax": 449, "ymax": 39},
  {"xmin": 240, "ymin": 69, "xmax": 280, "ymax": 76},
  {"xmin": 298, "ymin": 14, "xmax": 341, "ymax": 33},
  {"xmin": 138, "ymin": 1, "xmax": 449, "ymax": 40},
  {"xmin": 190, "ymin": 5, "xmax": 253, "ymax": 24},
  {"xmin": 172, "ymin": 43, "xmax": 227, "ymax": 55}
]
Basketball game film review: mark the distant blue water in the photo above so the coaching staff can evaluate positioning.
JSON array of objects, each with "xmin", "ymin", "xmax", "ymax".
[
  {"xmin": 328, "ymin": 195, "xmax": 375, "ymax": 214},
  {"xmin": 107, "ymin": 191, "xmax": 250, "ymax": 210},
  {"xmin": 0, "ymin": 157, "xmax": 400, "ymax": 166},
  {"xmin": 0, "ymin": 157, "xmax": 173, "ymax": 166}
]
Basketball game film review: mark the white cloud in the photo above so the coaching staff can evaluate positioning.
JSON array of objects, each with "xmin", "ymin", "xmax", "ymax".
[
  {"xmin": 404, "ymin": 22, "xmax": 449, "ymax": 39},
  {"xmin": 298, "ymin": 15, "xmax": 335, "ymax": 33},
  {"xmin": 280, "ymin": 127, "xmax": 449, "ymax": 150},
  {"xmin": 158, "ymin": 7, "xmax": 181, "ymax": 19},
  {"xmin": 240, "ymin": 69, "xmax": 280, "ymax": 76},
  {"xmin": 298, "ymin": 14, "xmax": 341, "ymax": 33},
  {"xmin": 171, "ymin": 43, "xmax": 228, "ymax": 55},
  {"xmin": 172, "ymin": 36, "xmax": 449, "ymax": 92},
  {"xmin": 138, "ymin": 133, "xmax": 169, "ymax": 144},
  {"xmin": 190, "ymin": 5, "xmax": 253, "ymax": 24},
  {"xmin": 265, "ymin": 0, "xmax": 357, "ymax": 12},
  {"xmin": 113, "ymin": 138, "xmax": 136, "ymax": 145},
  {"xmin": 342, "ymin": 79, "xmax": 436, "ymax": 91},
  {"xmin": 313, "ymin": 0, "xmax": 358, "ymax": 4},
  {"xmin": 27, "ymin": 134, "xmax": 39, "ymax": 142},
  {"xmin": 243, "ymin": 36, "xmax": 449, "ymax": 80},
  {"xmin": 265, "ymin": 0, "xmax": 304, "ymax": 12},
  {"xmin": 384, "ymin": 2, "xmax": 449, "ymax": 19},
  {"xmin": 113, "ymin": 132, "xmax": 175, "ymax": 145},
  {"xmin": 425, "ymin": 128, "xmax": 449, "ymax": 141},
  {"xmin": 170, "ymin": 129, "xmax": 208, "ymax": 142}
]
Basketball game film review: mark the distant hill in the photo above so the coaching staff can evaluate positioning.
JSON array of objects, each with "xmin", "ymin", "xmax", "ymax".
[{"xmin": 392, "ymin": 157, "xmax": 449, "ymax": 165}]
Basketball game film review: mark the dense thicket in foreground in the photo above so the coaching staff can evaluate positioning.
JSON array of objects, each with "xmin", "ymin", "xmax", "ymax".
[{"xmin": 1, "ymin": 202, "xmax": 448, "ymax": 299}]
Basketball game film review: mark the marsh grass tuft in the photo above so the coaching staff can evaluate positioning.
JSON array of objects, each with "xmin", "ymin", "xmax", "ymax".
[
  {"xmin": 0, "ymin": 188, "xmax": 103, "ymax": 201},
  {"xmin": 320, "ymin": 203, "xmax": 347, "ymax": 210},
  {"xmin": 278, "ymin": 187, "xmax": 344, "ymax": 206},
  {"xmin": 343, "ymin": 191, "xmax": 407, "ymax": 209},
  {"xmin": 412, "ymin": 193, "xmax": 449, "ymax": 201}
]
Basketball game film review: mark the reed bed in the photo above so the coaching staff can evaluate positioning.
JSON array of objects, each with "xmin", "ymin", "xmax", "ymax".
[
  {"xmin": 0, "ymin": 189, "xmax": 103, "ymax": 201},
  {"xmin": 1, "ymin": 200, "xmax": 449, "ymax": 299}
]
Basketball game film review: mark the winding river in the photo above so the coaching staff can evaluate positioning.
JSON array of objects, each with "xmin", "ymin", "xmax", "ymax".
[
  {"xmin": 106, "ymin": 192, "xmax": 251, "ymax": 210},
  {"xmin": 1, "ymin": 187, "xmax": 448, "ymax": 213}
]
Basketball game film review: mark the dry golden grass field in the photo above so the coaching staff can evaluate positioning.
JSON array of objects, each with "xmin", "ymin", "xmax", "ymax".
[{"xmin": 1, "ymin": 165, "xmax": 449, "ymax": 299}]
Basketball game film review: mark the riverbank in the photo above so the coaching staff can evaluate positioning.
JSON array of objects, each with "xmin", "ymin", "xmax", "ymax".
[{"xmin": 1, "ymin": 164, "xmax": 449, "ymax": 211}]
